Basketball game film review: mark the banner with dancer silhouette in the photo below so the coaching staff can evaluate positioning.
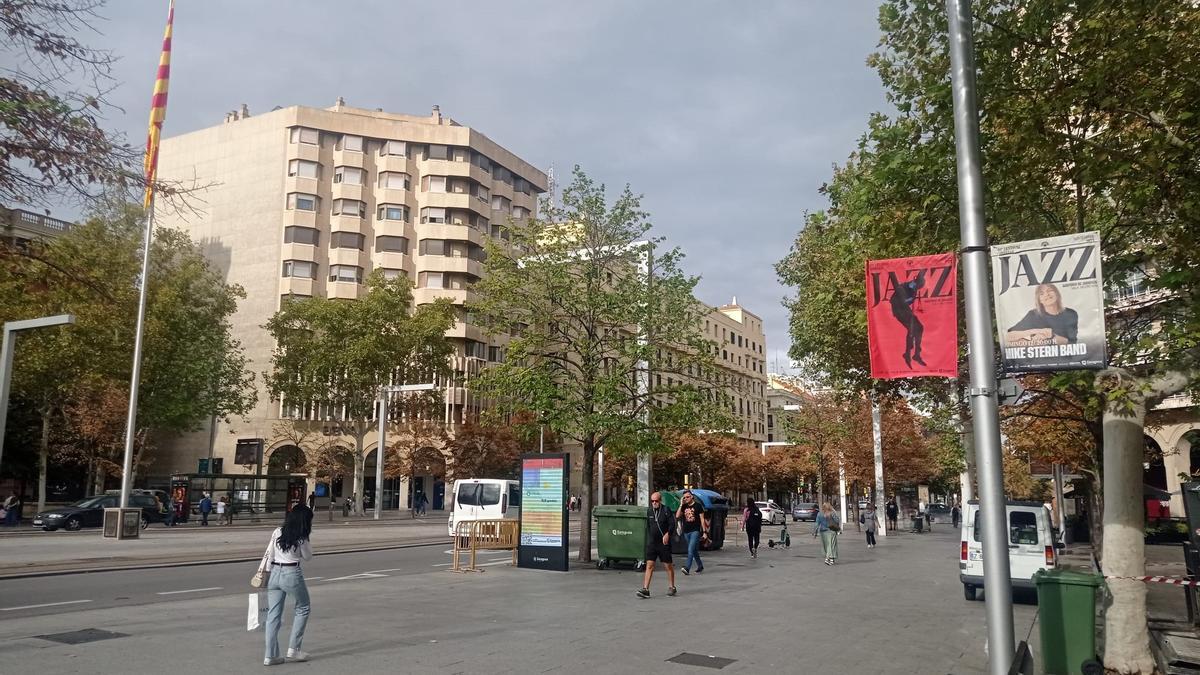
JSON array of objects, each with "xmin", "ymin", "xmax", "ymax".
[
  {"xmin": 866, "ymin": 253, "xmax": 958, "ymax": 379},
  {"xmin": 991, "ymin": 231, "xmax": 1107, "ymax": 373}
]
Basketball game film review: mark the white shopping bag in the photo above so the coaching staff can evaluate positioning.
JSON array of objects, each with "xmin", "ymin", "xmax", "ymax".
[{"xmin": 247, "ymin": 592, "xmax": 265, "ymax": 631}]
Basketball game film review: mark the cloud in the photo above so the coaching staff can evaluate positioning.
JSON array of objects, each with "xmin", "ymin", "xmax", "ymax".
[{"xmin": 89, "ymin": 0, "xmax": 888, "ymax": 372}]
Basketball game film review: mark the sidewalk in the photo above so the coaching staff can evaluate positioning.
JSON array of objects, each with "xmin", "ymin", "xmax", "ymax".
[{"xmin": 0, "ymin": 527, "xmax": 1029, "ymax": 674}]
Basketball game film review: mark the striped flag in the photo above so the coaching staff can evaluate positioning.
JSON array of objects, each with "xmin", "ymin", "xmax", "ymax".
[{"xmin": 143, "ymin": 0, "xmax": 174, "ymax": 208}]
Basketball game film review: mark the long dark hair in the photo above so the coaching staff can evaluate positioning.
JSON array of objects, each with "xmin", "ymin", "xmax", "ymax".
[{"xmin": 277, "ymin": 505, "xmax": 313, "ymax": 553}]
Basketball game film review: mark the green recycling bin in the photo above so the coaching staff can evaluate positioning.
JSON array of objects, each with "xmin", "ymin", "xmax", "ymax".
[
  {"xmin": 1033, "ymin": 568, "xmax": 1103, "ymax": 675},
  {"xmin": 593, "ymin": 505, "xmax": 649, "ymax": 570}
]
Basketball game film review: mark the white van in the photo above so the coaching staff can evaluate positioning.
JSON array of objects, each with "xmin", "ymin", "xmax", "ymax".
[
  {"xmin": 447, "ymin": 479, "xmax": 521, "ymax": 537},
  {"xmin": 960, "ymin": 499, "xmax": 1061, "ymax": 600}
]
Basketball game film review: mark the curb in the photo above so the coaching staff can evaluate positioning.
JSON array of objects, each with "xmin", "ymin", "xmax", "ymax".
[{"xmin": 0, "ymin": 539, "xmax": 448, "ymax": 581}]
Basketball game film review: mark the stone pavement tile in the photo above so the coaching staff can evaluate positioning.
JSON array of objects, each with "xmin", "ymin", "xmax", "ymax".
[{"xmin": 0, "ymin": 528, "xmax": 1032, "ymax": 674}]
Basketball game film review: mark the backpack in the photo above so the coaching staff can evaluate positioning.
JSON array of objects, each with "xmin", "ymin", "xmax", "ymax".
[{"xmin": 746, "ymin": 507, "xmax": 763, "ymax": 529}]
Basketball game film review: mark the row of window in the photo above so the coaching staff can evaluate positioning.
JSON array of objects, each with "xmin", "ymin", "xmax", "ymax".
[
  {"xmin": 288, "ymin": 127, "xmax": 536, "ymax": 194},
  {"xmin": 281, "ymin": 260, "xmax": 478, "ymax": 290},
  {"xmin": 286, "ymin": 192, "xmax": 530, "ymax": 225},
  {"xmin": 284, "ymin": 226, "xmax": 411, "ymax": 254}
]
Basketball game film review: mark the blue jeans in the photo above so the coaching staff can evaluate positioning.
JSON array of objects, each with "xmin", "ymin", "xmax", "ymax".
[
  {"xmin": 683, "ymin": 530, "xmax": 703, "ymax": 572},
  {"xmin": 265, "ymin": 566, "xmax": 310, "ymax": 660}
]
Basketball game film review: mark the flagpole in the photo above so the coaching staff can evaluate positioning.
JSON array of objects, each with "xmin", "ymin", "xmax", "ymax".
[
  {"xmin": 118, "ymin": 197, "xmax": 157, "ymax": 510},
  {"xmin": 118, "ymin": 0, "xmax": 174, "ymax": 512}
]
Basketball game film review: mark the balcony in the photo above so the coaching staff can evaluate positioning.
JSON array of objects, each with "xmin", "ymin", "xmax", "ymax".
[
  {"xmin": 331, "ymin": 183, "xmax": 364, "ymax": 202},
  {"xmin": 413, "ymin": 287, "xmax": 475, "ymax": 306},
  {"xmin": 284, "ymin": 174, "xmax": 320, "ymax": 196},
  {"xmin": 416, "ymin": 222, "xmax": 486, "ymax": 247},
  {"xmin": 286, "ymin": 142, "xmax": 320, "ymax": 163},
  {"xmin": 327, "ymin": 280, "xmax": 360, "ymax": 300},
  {"xmin": 329, "ymin": 214, "xmax": 365, "ymax": 234},
  {"xmin": 418, "ymin": 158, "xmax": 490, "ymax": 185},
  {"xmin": 281, "ymin": 209, "xmax": 318, "ymax": 229},
  {"xmin": 372, "ymin": 251, "xmax": 409, "ymax": 271},
  {"xmin": 378, "ymin": 154, "xmax": 410, "ymax": 174},
  {"xmin": 446, "ymin": 320, "xmax": 485, "ymax": 341},
  {"xmin": 423, "ymin": 255, "xmax": 483, "ymax": 278},
  {"xmin": 332, "ymin": 147, "xmax": 364, "ymax": 169},
  {"xmin": 373, "ymin": 218, "xmax": 412, "ymax": 239},
  {"xmin": 376, "ymin": 187, "xmax": 411, "ymax": 206},
  {"xmin": 328, "ymin": 248, "xmax": 365, "ymax": 267},
  {"xmin": 420, "ymin": 191, "xmax": 487, "ymax": 217},
  {"xmin": 281, "ymin": 242, "xmax": 318, "ymax": 262},
  {"xmin": 279, "ymin": 276, "xmax": 315, "ymax": 297}
]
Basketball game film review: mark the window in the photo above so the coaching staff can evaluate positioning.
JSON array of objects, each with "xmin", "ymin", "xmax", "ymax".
[
  {"xmin": 329, "ymin": 264, "xmax": 363, "ymax": 283},
  {"xmin": 330, "ymin": 231, "xmax": 364, "ymax": 250},
  {"xmin": 488, "ymin": 346, "xmax": 503, "ymax": 362},
  {"xmin": 377, "ymin": 204, "xmax": 408, "ymax": 221},
  {"xmin": 287, "ymin": 193, "xmax": 319, "ymax": 212},
  {"xmin": 375, "ymin": 235, "xmax": 409, "ymax": 253},
  {"xmin": 284, "ymin": 226, "xmax": 319, "ymax": 246},
  {"xmin": 474, "ymin": 153, "xmax": 491, "ymax": 173},
  {"xmin": 419, "ymin": 239, "xmax": 448, "ymax": 256},
  {"xmin": 1010, "ymin": 511, "xmax": 1039, "ymax": 545},
  {"xmin": 333, "ymin": 166, "xmax": 364, "ymax": 185},
  {"xmin": 489, "ymin": 224, "xmax": 509, "ymax": 241},
  {"xmin": 379, "ymin": 140, "xmax": 406, "ymax": 156},
  {"xmin": 282, "ymin": 260, "xmax": 316, "ymax": 278},
  {"xmin": 456, "ymin": 483, "xmax": 480, "ymax": 506},
  {"xmin": 471, "ymin": 215, "xmax": 489, "ymax": 231},
  {"xmin": 479, "ymin": 484, "xmax": 500, "ymax": 506},
  {"xmin": 427, "ymin": 144, "xmax": 448, "ymax": 161},
  {"xmin": 338, "ymin": 134, "xmax": 363, "ymax": 152},
  {"xmin": 491, "ymin": 195, "xmax": 510, "ymax": 211},
  {"xmin": 468, "ymin": 245, "xmax": 487, "ymax": 262},
  {"xmin": 332, "ymin": 199, "xmax": 365, "ymax": 218},
  {"xmin": 473, "ymin": 183, "xmax": 490, "ymax": 202},
  {"xmin": 420, "ymin": 271, "xmax": 444, "ymax": 288},
  {"xmin": 378, "ymin": 172, "xmax": 411, "ymax": 190},
  {"xmin": 287, "ymin": 159, "xmax": 319, "ymax": 179},
  {"xmin": 289, "ymin": 127, "xmax": 319, "ymax": 144},
  {"xmin": 422, "ymin": 175, "xmax": 447, "ymax": 193},
  {"xmin": 493, "ymin": 166, "xmax": 511, "ymax": 184},
  {"xmin": 511, "ymin": 206, "xmax": 529, "ymax": 220},
  {"xmin": 420, "ymin": 207, "xmax": 446, "ymax": 224},
  {"xmin": 379, "ymin": 268, "xmax": 406, "ymax": 280}
]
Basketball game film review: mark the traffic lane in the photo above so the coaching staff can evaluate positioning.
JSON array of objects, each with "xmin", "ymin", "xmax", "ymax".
[{"xmin": 0, "ymin": 534, "xmax": 589, "ymax": 620}]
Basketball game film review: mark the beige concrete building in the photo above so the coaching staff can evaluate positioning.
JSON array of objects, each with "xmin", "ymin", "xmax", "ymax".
[
  {"xmin": 152, "ymin": 101, "xmax": 546, "ymax": 510},
  {"xmin": 1, "ymin": 206, "xmax": 72, "ymax": 248},
  {"xmin": 765, "ymin": 373, "xmax": 809, "ymax": 443},
  {"xmin": 705, "ymin": 299, "xmax": 768, "ymax": 445}
]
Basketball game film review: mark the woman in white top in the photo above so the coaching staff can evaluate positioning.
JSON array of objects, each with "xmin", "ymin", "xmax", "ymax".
[{"xmin": 262, "ymin": 505, "xmax": 313, "ymax": 666}]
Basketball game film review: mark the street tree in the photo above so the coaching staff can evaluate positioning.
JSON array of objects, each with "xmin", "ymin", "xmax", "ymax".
[
  {"xmin": 264, "ymin": 270, "xmax": 455, "ymax": 517},
  {"xmin": 444, "ymin": 422, "xmax": 522, "ymax": 484},
  {"xmin": 471, "ymin": 166, "xmax": 736, "ymax": 563},
  {"xmin": 0, "ymin": 200, "xmax": 256, "ymax": 507}
]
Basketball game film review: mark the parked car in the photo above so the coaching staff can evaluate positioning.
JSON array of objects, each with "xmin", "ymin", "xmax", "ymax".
[
  {"xmin": 960, "ymin": 500, "xmax": 1063, "ymax": 601},
  {"xmin": 33, "ymin": 494, "xmax": 162, "ymax": 532},
  {"xmin": 755, "ymin": 500, "xmax": 786, "ymax": 526},
  {"xmin": 926, "ymin": 503, "xmax": 952, "ymax": 523},
  {"xmin": 792, "ymin": 502, "xmax": 818, "ymax": 522}
]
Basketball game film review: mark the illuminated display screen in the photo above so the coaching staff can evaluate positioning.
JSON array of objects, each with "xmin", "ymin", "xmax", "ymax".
[{"xmin": 520, "ymin": 456, "xmax": 565, "ymax": 547}]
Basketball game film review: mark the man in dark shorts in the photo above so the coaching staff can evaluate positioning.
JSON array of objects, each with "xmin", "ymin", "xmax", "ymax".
[{"xmin": 638, "ymin": 491, "xmax": 677, "ymax": 598}]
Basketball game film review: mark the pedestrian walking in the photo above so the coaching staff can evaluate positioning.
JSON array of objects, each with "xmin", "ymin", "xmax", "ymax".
[
  {"xmin": 260, "ymin": 505, "xmax": 314, "ymax": 666},
  {"xmin": 862, "ymin": 504, "xmax": 879, "ymax": 548},
  {"xmin": 417, "ymin": 492, "xmax": 429, "ymax": 516},
  {"xmin": 341, "ymin": 496, "xmax": 350, "ymax": 518},
  {"xmin": 165, "ymin": 493, "xmax": 176, "ymax": 527},
  {"xmin": 307, "ymin": 492, "xmax": 316, "ymax": 510},
  {"xmin": 813, "ymin": 502, "xmax": 841, "ymax": 565},
  {"xmin": 637, "ymin": 491, "xmax": 676, "ymax": 598},
  {"xmin": 676, "ymin": 490, "xmax": 709, "ymax": 575},
  {"xmin": 742, "ymin": 497, "xmax": 763, "ymax": 558},
  {"xmin": 199, "ymin": 492, "xmax": 213, "ymax": 526},
  {"xmin": 885, "ymin": 497, "xmax": 899, "ymax": 531},
  {"xmin": 951, "ymin": 503, "xmax": 961, "ymax": 530},
  {"xmin": 4, "ymin": 493, "xmax": 20, "ymax": 526},
  {"xmin": 216, "ymin": 496, "xmax": 227, "ymax": 525}
]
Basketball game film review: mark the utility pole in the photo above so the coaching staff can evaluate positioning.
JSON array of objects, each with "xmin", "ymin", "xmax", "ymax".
[{"xmin": 945, "ymin": 1, "xmax": 1015, "ymax": 672}]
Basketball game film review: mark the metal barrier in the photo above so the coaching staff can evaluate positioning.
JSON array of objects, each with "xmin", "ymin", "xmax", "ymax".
[{"xmin": 450, "ymin": 519, "xmax": 519, "ymax": 573}]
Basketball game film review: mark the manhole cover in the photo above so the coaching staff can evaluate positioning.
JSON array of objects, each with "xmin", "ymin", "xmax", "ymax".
[
  {"xmin": 666, "ymin": 652, "xmax": 736, "ymax": 669},
  {"xmin": 35, "ymin": 628, "xmax": 128, "ymax": 645}
]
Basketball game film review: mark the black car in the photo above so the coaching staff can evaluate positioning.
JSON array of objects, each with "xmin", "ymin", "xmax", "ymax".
[{"xmin": 33, "ymin": 494, "xmax": 162, "ymax": 531}]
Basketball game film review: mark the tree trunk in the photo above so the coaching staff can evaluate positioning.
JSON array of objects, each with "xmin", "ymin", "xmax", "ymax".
[
  {"xmin": 1101, "ymin": 370, "xmax": 1188, "ymax": 674},
  {"xmin": 352, "ymin": 429, "xmax": 366, "ymax": 516},
  {"xmin": 37, "ymin": 410, "xmax": 50, "ymax": 512},
  {"xmin": 578, "ymin": 437, "xmax": 595, "ymax": 563}
]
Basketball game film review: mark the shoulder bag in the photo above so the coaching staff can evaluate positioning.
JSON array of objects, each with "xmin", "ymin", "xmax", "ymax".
[{"xmin": 250, "ymin": 533, "xmax": 274, "ymax": 588}]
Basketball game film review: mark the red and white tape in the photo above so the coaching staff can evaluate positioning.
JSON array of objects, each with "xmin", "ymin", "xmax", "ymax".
[{"xmin": 1105, "ymin": 575, "xmax": 1200, "ymax": 586}]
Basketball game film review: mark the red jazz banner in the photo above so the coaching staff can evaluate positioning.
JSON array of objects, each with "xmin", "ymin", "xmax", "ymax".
[{"xmin": 866, "ymin": 253, "xmax": 958, "ymax": 379}]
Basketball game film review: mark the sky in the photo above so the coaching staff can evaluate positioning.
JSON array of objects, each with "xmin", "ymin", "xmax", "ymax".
[{"xmin": 87, "ymin": 0, "xmax": 889, "ymax": 372}]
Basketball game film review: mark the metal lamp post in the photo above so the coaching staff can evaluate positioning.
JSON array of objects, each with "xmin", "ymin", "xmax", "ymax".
[
  {"xmin": 0, "ymin": 314, "xmax": 76, "ymax": 477},
  {"xmin": 375, "ymin": 382, "xmax": 436, "ymax": 520}
]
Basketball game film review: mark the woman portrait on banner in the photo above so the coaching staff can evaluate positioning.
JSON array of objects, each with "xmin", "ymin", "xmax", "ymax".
[{"xmin": 1004, "ymin": 283, "xmax": 1078, "ymax": 346}]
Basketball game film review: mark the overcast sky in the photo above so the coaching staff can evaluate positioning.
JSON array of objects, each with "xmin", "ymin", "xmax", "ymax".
[{"xmin": 91, "ymin": 0, "xmax": 888, "ymax": 371}]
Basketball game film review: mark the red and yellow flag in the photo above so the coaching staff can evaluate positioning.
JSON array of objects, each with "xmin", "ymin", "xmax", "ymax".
[{"xmin": 143, "ymin": 0, "xmax": 174, "ymax": 208}]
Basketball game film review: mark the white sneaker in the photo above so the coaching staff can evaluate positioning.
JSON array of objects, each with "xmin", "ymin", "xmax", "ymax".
[
  {"xmin": 263, "ymin": 657, "xmax": 284, "ymax": 666},
  {"xmin": 286, "ymin": 649, "xmax": 309, "ymax": 662}
]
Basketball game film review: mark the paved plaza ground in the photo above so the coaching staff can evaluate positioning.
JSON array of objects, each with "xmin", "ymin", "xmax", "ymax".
[{"xmin": 0, "ymin": 524, "xmax": 1043, "ymax": 674}]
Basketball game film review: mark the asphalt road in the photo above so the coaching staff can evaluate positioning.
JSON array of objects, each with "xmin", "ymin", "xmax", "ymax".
[{"xmin": 0, "ymin": 541, "xmax": 527, "ymax": 619}]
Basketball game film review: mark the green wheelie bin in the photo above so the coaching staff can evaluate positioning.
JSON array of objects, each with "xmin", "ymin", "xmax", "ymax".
[
  {"xmin": 593, "ymin": 505, "xmax": 649, "ymax": 570},
  {"xmin": 1033, "ymin": 568, "xmax": 1104, "ymax": 675}
]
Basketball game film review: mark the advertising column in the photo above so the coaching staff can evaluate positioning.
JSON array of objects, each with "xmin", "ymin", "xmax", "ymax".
[{"xmin": 518, "ymin": 453, "xmax": 569, "ymax": 571}]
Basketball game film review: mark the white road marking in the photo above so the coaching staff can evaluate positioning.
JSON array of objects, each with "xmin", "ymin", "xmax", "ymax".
[
  {"xmin": 156, "ymin": 587, "xmax": 223, "ymax": 596},
  {"xmin": 322, "ymin": 572, "xmax": 388, "ymax": 582},
  {"xmin": 362, "ymin": 568, "xmax": 406, "ymax": 574},
  {"xmin": 0, "ymin": 599, "xmax": 92, "ymax": 611},
  {"xmin": 305, "ymin": 576, "xmax": 324, "ymax": 581}
]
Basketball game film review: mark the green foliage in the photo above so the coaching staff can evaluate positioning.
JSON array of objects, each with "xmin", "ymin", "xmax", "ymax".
[
  {"xmin": 470, "ymin": 166, "xmax": 735, "ymax": 561},
  {"xmin": 0, "ymin": 199, "xmax": 257, "ymax": 481}
]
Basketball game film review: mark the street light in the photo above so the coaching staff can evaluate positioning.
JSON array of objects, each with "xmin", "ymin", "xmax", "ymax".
[
  {"xmin": 375, "ymin": 382, "xmax": 436, "ymax": 520},
  {"xmin": 0, "ymin": 314, "xmax": 75, "ymax": 475}
]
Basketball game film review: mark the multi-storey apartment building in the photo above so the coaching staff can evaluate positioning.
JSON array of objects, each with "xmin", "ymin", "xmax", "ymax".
[
  {"xmin": 765, "ymin": 373, "xmax": 808, "ymax": 443},
  {"xmin": 705, "ymin": 299, "xmax": 768, "ymax": 444},
  {"xmin": 151, "ymin": 101, "xmax": 546, "ymax": 509}
]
